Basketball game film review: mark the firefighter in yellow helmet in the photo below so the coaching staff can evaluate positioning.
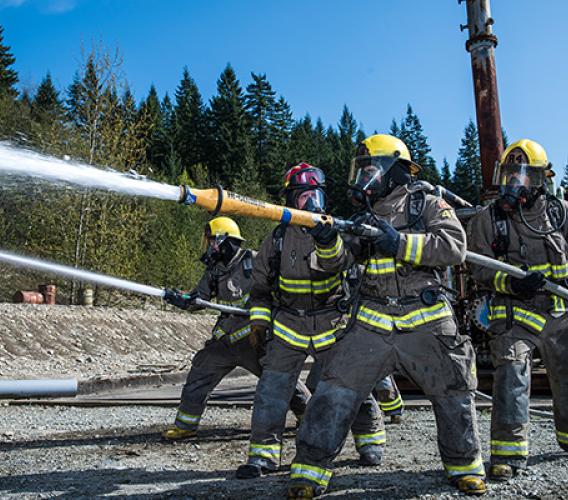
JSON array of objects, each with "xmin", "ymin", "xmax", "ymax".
[
  {"xmin": 468, "ymin": 139, "xmax": 568, "ymax": 481},
  {"xmin": 162, "ymin": 216, "xmax": 310, "ymax": 439},
  {"xmin": 287, "ymin": 134, "xmax": 486, "ymax": 498}
]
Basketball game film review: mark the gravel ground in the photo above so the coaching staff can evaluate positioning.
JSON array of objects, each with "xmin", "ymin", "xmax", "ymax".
[
  {"xmin": 0, "ymin": 304, "xmax": 215, "ymax": 380},
  {"xmin": 1, "ymin": 406, "xmax": 567, "ymax": 499}
]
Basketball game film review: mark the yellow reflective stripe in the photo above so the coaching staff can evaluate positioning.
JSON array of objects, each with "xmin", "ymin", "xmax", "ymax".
[
  {"xmin": 513, "ymin": 307, "xmax": 546, "ymax": 332},
  {"xmin": 218, "ymin": 293, "xmax": 250, "ymax": 307},
  {"xmin": 444, "ymin": 457, "xmax": 485, "ymax": 477},
  {"xmin": 250, "ymin": 307, "xmax": 271, "ymax": 322},
  {"xmin": 490, "ymin": 440, "xmax": 529, "ymax": 456},
  {"xmin": 366, "ymin": 258, "xmax": 397, "ymax": 275},
  {"xmin": 273, "ymin": 320, "xmax": 310, "ymax": 348},
  {"xmin": 213, "ymin": 327, "xmax": 225, "ymax": 340},
  {"xmin": 552, "ymin": 295, "xmax": 566, "ymax": 314},
  {"xmin": 488, "ymin": 305, "xmax": 506, "ymax": 320},
  {"xmin": 493, "ymin": 271, "xmax": 509, "ymax": 293},
  {"xmin": 311, "ymin": 329, "xmax": 337, "ymax": 349},
  {"xmin": 552, "ymin": 263, "xmax": 568, "ymax": 279},
  {"xmin": 176, "ymin": 410, "xmax": 200, "ymax": 425},
  {"xmin": 229, "ymin": 325, "xmax": 251, "ymax": 343},
  {"xmin": 529, "ymin": 263, "xmax": 552, "ymax": 277},
  {"xmin": 394, "ymin": 302, "xmax": 452, "ymax": 330},
  {"xmin": 353, "ymin": 431, "xmax": 386, "ymax": 448},
  {"xmin": 249, "ymin": 443, "xmax": 281, "ymax": 459},
  {"xmin": 379, "ymin": 395, "xmax": 403, "ymax": 411},
  {"xmin": 356, "ymin": 305, "xmax": 393, "ymax": 331},
  {"xmin": 315, "ymin": 237, "xmax": 343, "ymax": 259},
  {"xmin": 557, "ymin": 430, "xmax": 568, "ymax": 444},
  {"xmin": 290, "ymin": 463, "xmax": 333, "ymax": 487},
  {"xmin": 279, "ymin": 275, "xmax": 341, "ymax": 294},
  {"xmin": 403, "ymin": 234, "xmax": 425, "ymax": 265}
]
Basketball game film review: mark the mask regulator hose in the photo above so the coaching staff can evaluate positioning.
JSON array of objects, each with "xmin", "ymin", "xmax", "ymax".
[{"xmin": 519, "ymin": 193, "xmax": 566, "ymax": 236}]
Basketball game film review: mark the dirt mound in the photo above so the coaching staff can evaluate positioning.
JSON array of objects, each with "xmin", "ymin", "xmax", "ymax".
[{"xmin": 0, "ymin": 304, "xmax": 215, "ymax": 381}]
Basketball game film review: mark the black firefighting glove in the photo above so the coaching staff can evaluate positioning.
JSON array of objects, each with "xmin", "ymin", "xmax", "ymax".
[
  {"xmin": 372, "ymin": 219, "xmax": 401, "ymax": 257},
  {"xmin": 510, "ymin": 272, "xmax": 546, "ymax": 297},
  {"xmin": 249, "ymin": 324, "xmax": 269, "ymax": 352},
  {"xmin": 308, "ymin": 222, "xmax": 338, "ymax": 246},
  {"xmin": 163, "ymin": 288, "xmax": 197, "ymax": 310}
]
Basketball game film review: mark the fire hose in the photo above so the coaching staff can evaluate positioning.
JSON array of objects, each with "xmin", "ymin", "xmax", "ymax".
[{"xmin": 177, "ymin": 184, "xmax": 568, "ymax": 300}]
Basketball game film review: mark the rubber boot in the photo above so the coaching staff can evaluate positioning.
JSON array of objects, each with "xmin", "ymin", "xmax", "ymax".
[
  {"xmin": 454, "ymin": 475, "xmax": 487, "ymax": 496},
  {"xmin": 390, "ymin": 414, "xmax": 402, "ymax": 425},
  {"xmin": 358, "ymin": 445, "xmax": 383, "ymax": 466},
  {"xmin": 162, "ymin": 426, "xmax": 197, "ymax": 441},
  {"xmin": 236, "ymin": 458, "xmax": 278, "ymax": 479},
  {"xmin": 288, "ymin": 483, "xmax": 325, "ymax": 499},
  {"xmin": 489, "ymin": 463, "xmax": 514, "ymax": 482}
]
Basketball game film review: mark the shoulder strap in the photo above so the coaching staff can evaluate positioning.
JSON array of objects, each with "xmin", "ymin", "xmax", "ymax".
[
  {"xmin": 268, "ymin": 224, "xmax": 287, "ymax": 294},
  {"xmin": 490, "ymin": 204, "xmax": 510, "ymax": 258},
  {"xmin": 242, "ymin": 249, "xmax": 254, "ymax": 279},
  {"xmin": 405, "ymin": 190, "xmax": 426, "ymax": 231}
]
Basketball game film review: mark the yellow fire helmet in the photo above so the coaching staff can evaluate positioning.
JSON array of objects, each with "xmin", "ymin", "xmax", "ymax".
[
  {"xmin": 359, "ymin": 134, "xmax": 421, "ymax": 175},
  {"xmin": 205, "ymin": 216, "xmax": 244, "ymax": 241},
  {"xmin": 500, "ymin": 139, "xmax": 550, "ymax": 169}
]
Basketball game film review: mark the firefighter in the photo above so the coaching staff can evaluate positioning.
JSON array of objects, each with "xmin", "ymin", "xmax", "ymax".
[
  {"xmin": 288, "ymin": 135, "xmax": 486, "ymax": 498},
  {"xmin": 236, "ymin": 163, "xmax": 384, "ymax": 479},
  {"xmin": 307, "ymin": 361, "xmax": 404, "ymax": 424},
  {"xmin": 374, "ymin": 374, "xmax": 403, "ymax": 424},
  {"xmin": 468, "ymin": 139, "xmax": 568, "ymax": 482},
  {"xmin": 162, "ymin": 216, "xmax": 310, "ymax": 439}
]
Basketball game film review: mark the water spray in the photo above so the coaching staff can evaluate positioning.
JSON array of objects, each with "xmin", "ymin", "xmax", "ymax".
[
  {"xmin": 2, "ymin": 143, "xmax": 568, "ymax": 299},
  {"xmin": 0, "ymin": 250, "xmax": 247, "ymax": 316}
]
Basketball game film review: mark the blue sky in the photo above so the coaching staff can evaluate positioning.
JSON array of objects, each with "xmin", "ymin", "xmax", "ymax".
[{"xmin": 2, "ymin": 0, "xmax": 568, "ymax": 177}]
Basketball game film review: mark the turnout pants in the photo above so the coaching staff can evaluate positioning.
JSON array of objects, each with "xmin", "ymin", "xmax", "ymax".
[
  {"xmin": 247, "ymin": 339, "xmax": 383, "ymax": 470},
  {"xmin": 374, "ymin": 375, "xmax": 403, "ymax": 416},
  {"xmin": 489, "ymin": 316, "xmax": 568, "ymax": 468},
  {"xmin": 174, "ymin": 337, "xmax": 310, "ymax": 430},
  {"xmin": 308, "ymin": 359, "xmax": 403, "ymax": 416},
  {"xmin": 290, "ymin": 318, "xmax": 483, "ymax": 492}
]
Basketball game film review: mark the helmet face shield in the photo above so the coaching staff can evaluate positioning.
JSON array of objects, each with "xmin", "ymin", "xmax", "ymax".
[
  {"xmin": 497, "ymin": 163, "xmax": 546, "ymax": 209},
  {"xmin": 498, "ymin": 163, "xmax": 546, "ymax": 189},
  {"xmin": 348, "ymin": 155, "xmax": 398, "ymax": 199},
  {"xmin": 285, "ymin": 166, "xmax": 325, "ymax": 189},
  {"xmin": 293, "ymin": 188, "xmax": 326, "ymax": 212}
]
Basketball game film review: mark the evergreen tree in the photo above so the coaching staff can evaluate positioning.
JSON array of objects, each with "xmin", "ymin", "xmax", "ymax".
[
  {"xmin": 266, "ymin": 95, "xmax": 294, "ymax": 190},
  {"xmin": 245, "ymin": 73, "xmax": 276, "ymax": 180},
  {"xmin": 0, "ymin": 26, "xmax": 18, "ymax": 97},
  {"xmin": 288, "ymin": 114, "xmax": 317, "ymax": 166},
  {"xmin": 394, "ymin": 105, "xmax": 440, "ymax": 185},
  {"xmin": 328, "ymin": 105, "xmax": 358, "ymax": 214},
  {"xmin": 174, "ymin": 67, "xmax": 205, "ymax": 181},
  {"xmin": 441, "ymin": 157, "xmax": 452, "ymax": 189},
  {"xmin": 452, "ymin": 119, "xmax": 482, "ymax": 205},
  {"xmin": 31, "ymin": 72, "xmax": 64, "ymax": 123},
  {"xmin": 208, "ymin": 64, "xmax": 254, "ymax": 188},
  {"xmin": 560, "ymin": 159, "xmax": 568, "ymax": 188}
]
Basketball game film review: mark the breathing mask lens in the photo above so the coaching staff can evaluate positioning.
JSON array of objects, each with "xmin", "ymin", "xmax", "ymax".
[
  {"xmin": 498, "ymin": 163, "xmax": 545, "ymax": 209},
  {"xmin": 294, "ymin": 189, "xmax": 325, "ymax": 212},
  {"xmin": 200, "ymin": 234, "xmax": 227, "ymax": 265},
  {"xmin": 348, "ymin": 155, "xmax": 398, "ymax": 198}
]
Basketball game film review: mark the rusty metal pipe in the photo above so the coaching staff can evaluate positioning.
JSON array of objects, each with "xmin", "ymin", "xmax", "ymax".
[{"xmin": 461, "ymin": 0, "xmax": 504, "ymax": 194}]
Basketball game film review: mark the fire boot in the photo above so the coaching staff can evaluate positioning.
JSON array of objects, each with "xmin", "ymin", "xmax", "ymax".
[
  {"xmin": 390, "ymin": 414, "xmax": 402, "ymax": 424},
  {"xmin": 454, "ymin": 475, "xmax": 487, "ymax": 496},
  {"xmin": 489, "ymin": 464, "xmax": 514, "ymax": 482},
  {"xmin": 358, "ymin": 444, "xmax": 383, "ymax": 466},
  {"xmin": 162, "ymin": 426, "xmax": 197, "ymax": 441},
  {"xmin": 288, "ymin": 483, "xmax": 325, "ymax": 499},
  {"xmin": 235, "ymin": 458, "xmax": 278, "ymax": 479}
]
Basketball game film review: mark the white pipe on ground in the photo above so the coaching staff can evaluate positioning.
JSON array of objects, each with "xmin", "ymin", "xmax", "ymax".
[{"xmin": 0, "ymin": 378, "xmax": 78, "ymax": 398}]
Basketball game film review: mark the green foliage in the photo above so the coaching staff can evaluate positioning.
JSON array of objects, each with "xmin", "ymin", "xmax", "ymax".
[
  {"xmin": 0, "ymin": 26, "xmax": 18, "ymax": 98},
  {"xmin": 392, "ymin": 105, "xmax": 441, "ymax": 185},
  {"xmin": 208, "ymin": 64, "xmax": 254, "ymax": 189},
  {"xmin": 0, "ymin": 28, "xmax": 493, "ymax": 305},
  {"xmin": 452, "ymin": 119, "xmax": 482, "ymax": 205}
]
